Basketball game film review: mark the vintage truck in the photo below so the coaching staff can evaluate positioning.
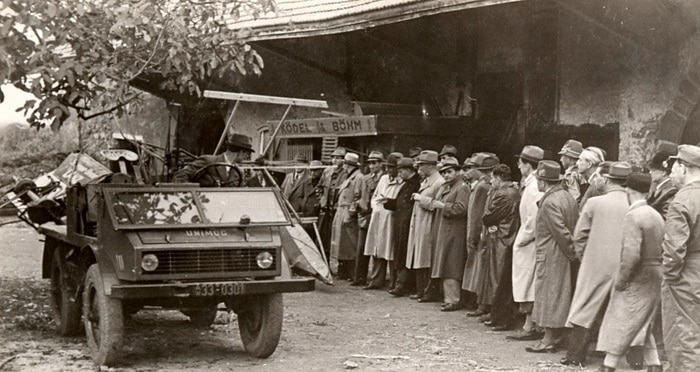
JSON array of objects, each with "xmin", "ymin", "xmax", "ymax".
[{"xmin": 35, "ymin": 167, "xmax": 315, "ymax": 365}]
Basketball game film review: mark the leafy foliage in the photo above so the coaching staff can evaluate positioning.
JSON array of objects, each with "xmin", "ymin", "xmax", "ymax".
[{"xmin": 0, "ymin": 0, "xmax": 273, "ymax": 128}]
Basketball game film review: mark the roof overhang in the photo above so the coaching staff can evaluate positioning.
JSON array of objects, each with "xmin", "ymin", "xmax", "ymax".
[{"xmin": 230, "ymin": 0, "xmax": 522, "ymax": 41}]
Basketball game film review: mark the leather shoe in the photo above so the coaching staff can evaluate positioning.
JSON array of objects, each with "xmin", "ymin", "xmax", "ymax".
[
  {"xmin": 466, "ymin": 309, "xmax": 488, "ymax": 317},
  {"xmin": 417, "ymin": 295, "xmax": 440, "ymax": 303},
  {"xmin": 478, "ymin": 314, "xmax": 491, "ymax": 323},
  {"xmin": 389, "ymin": 288, "xmax": 406, "ymax": 297},
  {"xmin": 440, "ymin": 303, "xmax": 461, "ymax": 312},
  {"xmin": 350, "ymin": 281, "xmax": 366, "ymax": 286},
  {"xmin": 409, "ymin": 294, "xmax": 421, "ymax": 300},
  {"xmin": 506, "ymin": 330, "xmax": 543, "ymax": 341},
  {"xmin": 598, "ymin": 366, "xmax": 616, "ymax": 372},
  {"xmin": 525, "ymin": 341, "xmax": 556, "ymax": 353},
  {"xmin": 560, "ymin": 357, "xmax": 584, "ymax": 367},
  {"xmin": 483, "ymin": 320, "xmax": 495, "ymax": 326},
  {"xmin": 362, "ymin": 285, "xmax": 380, "ymax": 290},
  {"xmin": 489, "ymin": 324, "xmax": 512, "ymax": 331}
]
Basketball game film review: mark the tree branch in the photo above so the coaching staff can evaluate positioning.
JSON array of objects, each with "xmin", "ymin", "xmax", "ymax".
[
  {"xmin": 78, "ymin": 94, "xmax": 140, "ymax": 120},
  {"xmin": 129, "ymin": 22, "xmax": 167, "ymax": 80}
]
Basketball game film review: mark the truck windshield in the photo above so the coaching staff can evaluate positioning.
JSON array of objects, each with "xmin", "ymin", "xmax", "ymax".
[{"xmin": 110, "ymin": 189, "xmax": 290, "ymax": 226}]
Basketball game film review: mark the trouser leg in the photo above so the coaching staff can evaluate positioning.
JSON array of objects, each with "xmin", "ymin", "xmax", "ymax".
[
  {"xmin": 414, "ymin": 269, "xmax": 430, "ymax": 297},
  {"xmin": 566, "ymin": 324, "xmax": 591, "ymax": 364},
  {"xmin": 388, "ymin": 260, "xmax": 396, "ymax": 289},
  {"xmin": 423, "ymin": 277, "xmax": 441, "ymax": 299},
  {"xmin": 369, "ymin": 257, "xmax": 387, "ymax": 287},
  {"xmin": 442, "ymin": 279, "xmax": 461, "ymax": 304},
  {"xmin": 353, "ymin": 228, "xmax": 370, "ymax": 283}
]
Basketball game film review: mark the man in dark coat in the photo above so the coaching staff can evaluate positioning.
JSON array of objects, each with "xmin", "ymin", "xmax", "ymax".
[
  {"xmin": 384, "ymin": 158, "xmax": 421, "ymax": 296},
  {"xmin": 173, "ymin": 133, "xmax": 253, "ymax": 186},
  {"xmin": 596, "ymin": 173, "xmax": 664, "ymax": 372},
  {"xmin": 662, "ymin": 144, "xmax": 700, "ymax": 371},
  {"xmin": 480, "ymin": 164, "xmax": 520, "ymax": 330},
  {"xmin": 648, "ymin": 147, "xmax": 678, "ymax": 218},
  {"xmin": 526, "ymin": 161, "xmax": 579, "ymax": 353},
  {"xmin": 318, "ymin": 147, "xmax": 347, "ymax": 258},
  {"xmin": 353, "ymin": 151, "xmax": 385, "ymax": 286}
]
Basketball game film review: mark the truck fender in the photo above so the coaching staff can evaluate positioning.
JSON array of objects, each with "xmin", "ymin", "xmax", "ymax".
[{"xmin": 83, "ymin": 244, "xmax": 119, "ymax": 296}]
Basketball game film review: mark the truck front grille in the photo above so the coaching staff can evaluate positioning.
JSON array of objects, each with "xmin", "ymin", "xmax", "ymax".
[{"xmin": 143, "ymin": 249, "xmax": 275, "ymax": 275}]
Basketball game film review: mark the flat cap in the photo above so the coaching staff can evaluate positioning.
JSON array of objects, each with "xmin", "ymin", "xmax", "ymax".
[{"xmin": 670, "ymin": 144, "xmax": 700, "ymax": 168}]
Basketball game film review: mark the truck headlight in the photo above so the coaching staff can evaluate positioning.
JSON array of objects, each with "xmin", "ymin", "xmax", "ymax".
[
  {"xmin": 256, "ymin": 252, "xmax": 274, "ymax": 269},
  {"xmin": 141, "ymin": 254, "xmax": 159, "ymax": 271}
]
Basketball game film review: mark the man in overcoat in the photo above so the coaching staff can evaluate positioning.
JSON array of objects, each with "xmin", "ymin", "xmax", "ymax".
[
  {"xmin": 427, "ymin": 157, "xmax": 470, "ymax": 311},
  {"xmin": 526, "ymin": 161, "xmax": 579, "ymax": 353},
  {"xmin": 577, "ymin": 146, "xmax": 606, "ymax": 209},
  {"xmin": 384, "ymin": 158, "xmax": 421, "ymax": 297},
  {"xmin": 508, "ymin": 146, "xmax": 545, "ymax": 340},
  {"xmin": 329, "ymin": 153, "xmax": 362, "ymax": 280},
  {"xmin": 364, "ymin": 152, "xmax": 403, "ymax": 290},
  {"xmin": 596, "ymin": 173, "xmax": 664, "ymax": 372},
  {"xmin": 281, "ymin": 155, "xmax": 309, "ymax": 198},
  {"xmin": 173, "ymin": 133, "xmax": 253, "ymax": 186},
  {"xmin": 463, "ymin": 154, "xmax": 499, "ymax": 317},
  {"xmin": 662, "ymin": 144, "xmax": 700, "ymax": 371},
  {"xmin": 558, "ymin": 139, "xmax": 585, "ymax": 202},
  {"xmin": 480, "ymin": 164, "xmax": 520, "ymax": 330},
  {"xmin": 318, "ymin": 147, "xmax": 347, "ymax": 256},
  {"xmin": 562, "ymin": 162, "xmax": 632, "ymax": 367},
  {"xmin": 648, "ymin": 146, "xmax": 678, "ymax": 219},
  {"xmin": 352, "ymin": 151, "xmax": 385, "ymax": 286},
  {"xmin": 406, "ymin": 150, "xmax": 444, "ymax": 301}
]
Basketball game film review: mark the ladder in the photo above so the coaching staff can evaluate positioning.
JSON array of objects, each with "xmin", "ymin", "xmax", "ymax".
[{"xmin": 321, "ymin": 136, "xmax": 338, "ymax": 163}]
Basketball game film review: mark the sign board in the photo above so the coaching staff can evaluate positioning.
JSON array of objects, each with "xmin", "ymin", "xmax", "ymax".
[
  {"xmin": 50, "ymin": 153, "xmax": 112, "ymax": 186},
  {"xmin": 273, "ymin": 116, "xmax": 378, "ymax": 138}
]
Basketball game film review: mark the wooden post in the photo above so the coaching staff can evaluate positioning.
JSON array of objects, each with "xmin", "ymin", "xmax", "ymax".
[{"xmin": 213, "ymin": 100, "xmax": 241, "ymax": 155}]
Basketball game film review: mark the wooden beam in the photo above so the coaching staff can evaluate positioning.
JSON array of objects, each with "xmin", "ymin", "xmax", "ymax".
[{"xmin": 203, "ymin": 90, "xmax": 328, "ymax": 108}]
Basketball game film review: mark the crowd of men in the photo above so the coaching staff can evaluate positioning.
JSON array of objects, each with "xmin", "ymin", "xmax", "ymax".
[{"xmin": 175, "ymin": 132, "xmax": 700, "ymax": 372}]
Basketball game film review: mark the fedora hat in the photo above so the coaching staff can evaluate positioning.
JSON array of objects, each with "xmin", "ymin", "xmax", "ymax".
[
  {"xmin": 408, "ymin": 147, "xmax": 423, "ymax": 158},
  {"xmin": 439, "ymin": 144, "xmax": 458, "ymax": 158},
  {"xmin": 344, "ymin": 153, "xmax": 360, "ymax": 167},
  {"xmin": 558, "ymin": 139, "xmax": 583, "ymax": 159},
  {"xmin": 534, "ymin": 160, "xmax": 562, "ymax": 181},
  {"xmin": 516, "ymin": 145, "xmax": 544, "ymax": 163},
  {"xmin": 415, "ymin": 150, "xmax": 439, "ymax": 165},
  {"xmin": 626, "ymin": 173, "xmax": 652, "ymax": 194},
  {"xmin": 331, "ymin": 147, "xmax": 347, "ymax": 157},
  {"xmin": 386, "ymin": 152, "xmax": 403, "ymax": 167},
  {"xmin": 439, "ymin": 157, "xmax": 461, "ymax": 172},
  {"xmin": 604, "ymin": 162, "xmax": 632, "ymax": 180},
  {"xmin": 669, "ymin": 144, "xmax": 700, "ymax": 168},
  {"xmin": 367, "ymin": 151, "xmax": 385, "ymax": 162},
  {"xmin": 309, "ymin": 160, "xmax": 324, "ymax": 169},
  {"xmin": 476, "ymin": 154, "xmax": 500, "ymax": 170},
  {"xmin": 227, "ymin": 133, "xmax": 254, "ymax": 152},
  {"xmin": 463, "ymin": 154, "xmax": 477, "ymax": 168},
  {"xmin": 397, "ymin": 158, "xmax": 415, "ymax": 170},
  {"xmin": 649, "ymin": 151, "xmax": 675, "ymax": 171},
  {"xmin": 292, "ymin": 154, "xmax": 308, "ymax": 163}
]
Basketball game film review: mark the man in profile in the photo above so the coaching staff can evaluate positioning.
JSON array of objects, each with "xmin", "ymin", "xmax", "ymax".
[{"xmin": 173, "ymin": 133, "xmax": 253, "ymax": 186}]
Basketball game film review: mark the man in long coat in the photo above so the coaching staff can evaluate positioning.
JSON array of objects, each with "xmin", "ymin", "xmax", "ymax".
[
  {"xmin": 384, "ymin": 158, "xmax": 421, "ymax": 297},
  {"xmin": 662, "ymin": 144, "xmax": 700, "ymax": 371},
  {"xmin": 364, "ymin": 153, "xmax": 403, "ymax": 289},
  {"xmin": 558, "ymin": 139, "xmax": 585, "ymax": 202},
  {"xmin": 428, "ymin": 158, "xmax": 470, "ymax": 311},
  {"xmin": 329, "ymin": 153, "xmax": 362, "ymax": 280},
  {"xmin": 352, "ymin": 151, "xmax": 385, "ymax": 286},
  {"xmin": 480, "ymin": 164, "xmax": 520, "ymax": 330},
  {"xmin": 463, "ymin": 154, "xmax": 499, "ymax": 317},
  {"xmin": 526, "ymin": 161, "xmax": 579, "ymax": 353},
  {"xmin": 318, "ymin": 147, "xmax": 347, "ymax": 256},
  {"xmin": 596, "ymin": 173, "xmax": 664, "ymax": 372},
  {"xmin": 509, "ymin": 146, "xmax": 545, "ymax": 340},
  {"xmin": 648, "ymin": 147, "xmax": 678, "ymax": 218},
  {"xmin": 406, "ymin": 150, "xmax": 444, "ymax": 300},
  {"xmin": 562, "ymin": 162, "xmax": 632, "ymax": 367}
]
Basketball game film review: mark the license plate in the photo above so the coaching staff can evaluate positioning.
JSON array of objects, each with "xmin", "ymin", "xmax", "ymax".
[{"xmin": 193, "ymin": 282, "xmax": 244, "ymax": 296}]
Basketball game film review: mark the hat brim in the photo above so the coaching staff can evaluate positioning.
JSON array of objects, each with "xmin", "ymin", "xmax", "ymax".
[
  {"xmin": 557, "ymin": 150, "xmax": 579, "ymax": 158},
  {"xmin": 516, "ymin": 154, "xmax": 543, "ymax": 163},
  {"xmin": 415, "ymin": 160, "xmax": 438, "ymax": 165},
  {"xmin": 439, "ymin": 164, "xmax": 461, "ymax": 172},
  {"xmin": 344, "ymin": 161, "xmax": 360, "ymax": 166},
  {"xmin": 535, "ymin": 174, "xmax": 563, "ymax": 181},
  {"xmin": 603, "ymin": 174, "xmax": 628, "ymax": 180}
]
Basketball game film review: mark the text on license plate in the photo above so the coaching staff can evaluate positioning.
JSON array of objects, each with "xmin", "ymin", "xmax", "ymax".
[{"xmin": 193, "ymin": 282, "xmax": 244, "ymax": 296}]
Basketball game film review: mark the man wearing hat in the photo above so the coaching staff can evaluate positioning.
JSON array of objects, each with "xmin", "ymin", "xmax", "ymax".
[
  {"xmin": 662, "ymin": 144, "xmax": 700, "ymax": 370},
  {"xmin": 463, "ymin": 153, "xmax": 500, "ymax": 316},
  {"xmin": 648, "ymin": 144, "xmax": 678, "ymax": 219},
  {"xmin": 174, "ymin": 132, "xmax": 253, "ymax": 186},
  {"xmin": 438, "ymin": 144, "xmax": 458, "ymax": 162},
  {"xmin": 527, "ymin": 161, "xmax": 579, "ymax": 354},
  {"xmin": 577, "ymin": 146, "xmax": 606, "ymax": 209},
  {"xmin": 408, "ymin": 147, "xmax": 423, "ymax": 161},
  {"xmin": 383, "ymin": 157, "xmax": 421, "ymax": 296},
  {"xmin": 318, "ymin": 147, "xmax": 348, "ymax": 254},
  {"xmin": 558, "ymin": 139, "xmax": 585, "ymax": 202},
  {"xmin": 245, "ymin": 155, "xmax": 271, "ymax": 187},
  {"xmin": 364, "ymin": 152, "xmax": 403, "ymax": 290},
  {"xmin": 562, "ymin": 162, "xmax": 632, "ymax": 367},
  {"xmin": 508, "ymin": 146, "xmax": 545, "ymax": 340},
  {"xmin": 595, "ymin": 173, "xmax": 665, "ymax": 372},
  {"xmin": 330, "ymin": 152, "xmax": 362, "ymax": 279},
  {"xmin": 288, "ymin": 160, "xmax": 324, "ymax": 218},
  {"xmin": 352, "ymin": 151, "xmax": 386, "ymax": 286},
  {"xmin": 428, "ymin": 157, "xmax": 470, "ymax": 311},
  {"xmin": 406, "ymin": 150, "xmax": 445, "ymax": 301}
]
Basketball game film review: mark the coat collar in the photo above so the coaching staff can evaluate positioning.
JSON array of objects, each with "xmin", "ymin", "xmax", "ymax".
[
  {"xmin": 537, "ymin": 184, "xmax": 564, "ymax": 207},
  {"xmin": 629, "ymin": 199, "xmax": 647, "ymax": 211}
]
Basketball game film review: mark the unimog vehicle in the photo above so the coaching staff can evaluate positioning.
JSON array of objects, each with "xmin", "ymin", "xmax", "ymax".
[{"xmin": 36, "ymin": 168, "xmax": 315, "ymax": 365}]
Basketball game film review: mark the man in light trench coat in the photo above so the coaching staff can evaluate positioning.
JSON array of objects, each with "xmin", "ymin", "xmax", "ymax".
[
  {"xmin": 507, "ymin": 146, "xmax": 545, "ymax": 341},
  {"xmin": 561, "ymin": 162, "xmax": 632, "ymax": 367},
  {"xmin": 662, "ymin": 144, "xmax": 700, "ymax": 371}
]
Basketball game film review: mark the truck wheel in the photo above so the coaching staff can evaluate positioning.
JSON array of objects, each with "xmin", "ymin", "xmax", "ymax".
[
  {"xmin": 83, "ymin": 264, "xmax": 123, "ymax": 366},
  {"xmin": 237, "ymin": 293, "xmax": 283, "ymax": 358},
  {"xmin": 50, "ymin": 249, "xmax": 82, "ymax": 335},
  {"xmin": 182, "ymin": 306, "xmax": 218, "ymax": 327}
]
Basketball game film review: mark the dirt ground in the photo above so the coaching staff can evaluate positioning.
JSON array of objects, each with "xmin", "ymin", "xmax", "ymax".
[{"xmin": 0, "ymin": 220, "xmax": 652, "ymax": 371}]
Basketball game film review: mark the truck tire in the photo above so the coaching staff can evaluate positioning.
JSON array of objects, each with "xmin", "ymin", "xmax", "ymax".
[
  {"xmin": 50, "ymin": 248, "xmax": 82, "ymax": 336},
  {"xmin": 237, "ymin": 293, "xmax": 283, "ymax": 358},
  {"xmin": 182, "ymin": 306, "xmax": 218, "ymax": 327},
  {"xmin": 83, "ymin": 264, "xmax": 123, "ymax": 366}
]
